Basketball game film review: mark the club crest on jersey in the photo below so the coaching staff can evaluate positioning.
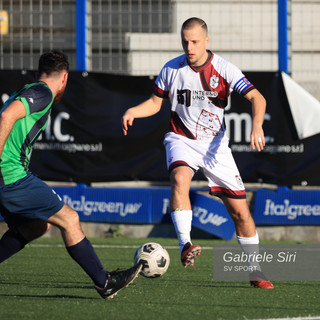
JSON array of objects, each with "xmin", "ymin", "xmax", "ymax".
[{"xmin": 210, "ymin": 75, "xmax": 219, "ymax": 89}]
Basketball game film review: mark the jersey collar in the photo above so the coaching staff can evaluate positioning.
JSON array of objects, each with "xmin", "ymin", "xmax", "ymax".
[{"xmin": 188, "ymin": 50, "xmax": 214, "ymax": 73}]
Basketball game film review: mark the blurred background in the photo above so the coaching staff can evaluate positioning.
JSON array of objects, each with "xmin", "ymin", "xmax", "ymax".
[{"xmin": 0, "ymin": 0, "xmax": 319, "ymax": 99}]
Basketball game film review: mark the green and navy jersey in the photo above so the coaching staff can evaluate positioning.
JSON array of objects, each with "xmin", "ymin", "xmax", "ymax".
[{"xmin": 0, "ymin": 82, "xmax": 54, "ymax": 185}]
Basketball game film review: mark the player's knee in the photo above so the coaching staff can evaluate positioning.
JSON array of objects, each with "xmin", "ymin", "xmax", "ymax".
[
  {"xmin": 64, "ymin": 208, "xmax": 81, "ymax": 229},
  {"xmin": 49, "ymin": 205, "xmax": 81, "ymax": 231},
  {"xmin": 231, "ymin": 210, "xmax": 252, "ymax": 225},
  {"xmin": 171, "ymin": 167, "xmax": 190, "ymax": 188}
]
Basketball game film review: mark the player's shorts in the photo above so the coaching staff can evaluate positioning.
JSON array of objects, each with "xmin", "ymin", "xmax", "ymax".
[
  {"xmin": 163, "ymin": 132, "xmax": 246, "ymax": 199},
  {"xmin": 0, "ymin": 173, "xmax": 64, "ymax": 229}
]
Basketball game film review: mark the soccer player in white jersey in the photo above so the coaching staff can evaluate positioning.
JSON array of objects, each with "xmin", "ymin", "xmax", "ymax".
[{"xmin": 122, "ymin": 17, "xmax": 274, "ymax": 289}]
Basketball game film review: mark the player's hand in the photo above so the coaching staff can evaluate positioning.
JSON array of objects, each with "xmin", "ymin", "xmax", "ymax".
[
  {"xmin": 122, "ymin": 112, "xmax": 134, "ymax": 135},
  {"xmin": 251, "ymin": 128, "xmax": 265, "ymax": 152}
]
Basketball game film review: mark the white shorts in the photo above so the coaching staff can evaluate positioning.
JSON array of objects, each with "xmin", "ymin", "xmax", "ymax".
[{"xmin": 163, "ymin": 132, "xmax": 246, "ymax": 199}]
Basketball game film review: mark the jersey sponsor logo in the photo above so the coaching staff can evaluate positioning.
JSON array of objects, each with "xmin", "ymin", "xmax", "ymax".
[
  {"xmin": 192, "ymin": 90, "xmax": 218, "ymax": 99},
  {"xmin": 210, "ymin": 75, "xmax": 219, "ymax": 89},
  {"xmin": 28, "ymin": 97, "xmax": 34, "ymax": 104},
  {"xmin": 177, "ymin": 89, "xmax": 218, "ymax": 107},
  {"xmin": 177, "ymin": 89, "xmax": 191, "ymax": 107}
]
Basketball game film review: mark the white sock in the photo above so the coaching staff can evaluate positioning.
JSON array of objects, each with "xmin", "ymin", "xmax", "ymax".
[
  {"xmin": 171, "ymin": 210, "xmax": 192, "ymax": 253},
  {"xmin": 236, "ymin": 233, "xmax": 261, "ymax": 272}
]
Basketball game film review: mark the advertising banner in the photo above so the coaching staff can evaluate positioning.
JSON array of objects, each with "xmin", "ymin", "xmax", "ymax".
[
  {"xmin": 29, "ymin": 71, "xmax": 171, "ymax": 183},
  {"xmin": 226, "ymin": 72, "xmax": 320, "ymax": 186},
  {"xmin": 190, "ymin": 192, "xmax": 236, "ymax": 241},
  {"xmin": 254, "ymin": 187, "xmax": 320, "ymax": 225},
  {"xmin": 55, "ymin": 184, "xmax": 156, "ymax": 224},
  {"xmin": 37, "ymin": 185, "xmax": 235, "ymax": 239},
  {"xmin": 1, "ymin": 70, "xmax": 319, "ymax": 185}
]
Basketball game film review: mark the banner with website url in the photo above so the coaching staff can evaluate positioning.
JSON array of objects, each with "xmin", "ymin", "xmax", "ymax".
[
  {"xmin": 1, "ymin": 70, "xmax": 320, "ymax": 186},
  {"xmin": 254, "ymin": 187, "xmax": 320, "ymax": 225}
]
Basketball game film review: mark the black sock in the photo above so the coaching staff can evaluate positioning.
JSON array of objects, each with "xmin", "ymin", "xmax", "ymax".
[
  {"xmin": 67, "ymin": 237, "xmax": 108, "ymax": 287},
  {"xmin": 0, "ymin": 229, "xmax": 28, "ymax": 263}
]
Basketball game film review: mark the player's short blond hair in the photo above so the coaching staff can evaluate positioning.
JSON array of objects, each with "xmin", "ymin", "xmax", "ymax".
[{"xmin": 181, "ymin": 17, "xmax": 208, "ymax": 36}]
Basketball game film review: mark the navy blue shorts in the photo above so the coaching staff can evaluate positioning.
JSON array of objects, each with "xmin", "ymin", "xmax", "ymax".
[{"xmin": 0, "ymin": 173, "xmax": 64, "ymax": 229}]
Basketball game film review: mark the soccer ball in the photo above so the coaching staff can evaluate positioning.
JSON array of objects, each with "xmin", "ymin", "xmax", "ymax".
[{"xmin": 134, "ymin": 242, "xmax": 170, "ymax": 278}]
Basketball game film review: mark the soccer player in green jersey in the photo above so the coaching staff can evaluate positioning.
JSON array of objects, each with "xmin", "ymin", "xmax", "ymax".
[{"xmin": 0, "ymin": 50, "xmax": 141, "ymax": 299}]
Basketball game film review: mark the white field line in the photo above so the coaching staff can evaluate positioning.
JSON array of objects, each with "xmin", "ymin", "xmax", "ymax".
[
  {"xmin": 27, "ymin": 244, "xmax": 320, "ymax": 252},
  {"xmin": 27, "ymin": 244, "xmax": 214, "ymax": 250}
]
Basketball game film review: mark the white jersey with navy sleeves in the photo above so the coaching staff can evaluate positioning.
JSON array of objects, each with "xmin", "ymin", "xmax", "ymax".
[{"xmin": 154, "ymin": 51, "xmax": 254, "ymax": 141}]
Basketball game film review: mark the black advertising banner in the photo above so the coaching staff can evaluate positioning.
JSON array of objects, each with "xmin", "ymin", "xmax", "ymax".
[
  {"xmin": 227, "ymin": 72, "xmax": 320, "ymax": 186},
  {"xmin": 0, "ymin": 70, "xmax": 319, "ymax": 185},
  {"xmin": 32, "ymin": 71, "xmax": 171, "ymax": 182}
]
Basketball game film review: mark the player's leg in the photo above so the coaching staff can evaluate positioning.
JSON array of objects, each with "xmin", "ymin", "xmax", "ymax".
[
  {"xmin": 170, "ymin": 166, "xmax": 201, "ymax": 268},
  {"xmin": 221, "ymin": 196, "xmax": 255, "ymax": 237},
  {"xmin": 164, "ymin": 132, "xmax": 202, "ymax": 267},
  {"xmin": 204, "ymin": 140, "xmax": 273, "ymax": 288},
  {"xmin": 0, "ymin": 219, "xmax": 50, "ymax": 263},
  {"xmin": 221, "ymin": 196, "xmax": 274, "ymax": 289},
  {"xmin": 18, "ymin": 219, "xmax": 51, "ymax": 241},
  {"xmin": 170, "ymin": 165, "xmax": 193, "ymax": 210},
  {"xmin": 0, "ymin": 228, "xmax": 29, "ymax": 263},
  {"xmin": 204, "ymin": 139, "xmax": 261, "ymax": 258},
  {"xmin": 0, "ymin": 173, "xmax": 140, "ymax": 298},
  {"xmin": 48, "ymin": 203, "xmax": 141, "ymax": 299},
  {"xmin": 48, "ymin": 204, "xmax": 108, "ymax": 287},
  {"xmin": 170, "ymin": 165, "xmax": 193, "ymax": 249},
  {"xmin": 47, "ymin": 204, "xmax": 85, "ymax": 246}
]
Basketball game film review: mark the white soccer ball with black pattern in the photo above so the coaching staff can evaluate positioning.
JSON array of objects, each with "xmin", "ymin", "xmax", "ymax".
[{"xmin": 134, "ymin": 242, "xmax": 170, "ymax": 278}]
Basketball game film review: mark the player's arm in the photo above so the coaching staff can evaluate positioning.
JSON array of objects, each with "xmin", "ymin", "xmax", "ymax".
[
  {"xmin": 122, "ymin": 94, "xmax": 164, "ymax": 135},
  {"xmin": 0, "ymin": 100, "xmax": 26, "ymax": 156},
  {"xmin": 244, "ymin": 88, "xmax": 266, "ymax": 152}
]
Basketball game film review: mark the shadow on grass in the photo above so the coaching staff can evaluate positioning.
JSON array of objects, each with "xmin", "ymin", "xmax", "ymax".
[
  {"xmin": 0, "ymin": 293, "xmax": 97, "ymax": 300},
  {"xmin": 0, "ymin": 280, "xmax": 92, "ymax": 289}
]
